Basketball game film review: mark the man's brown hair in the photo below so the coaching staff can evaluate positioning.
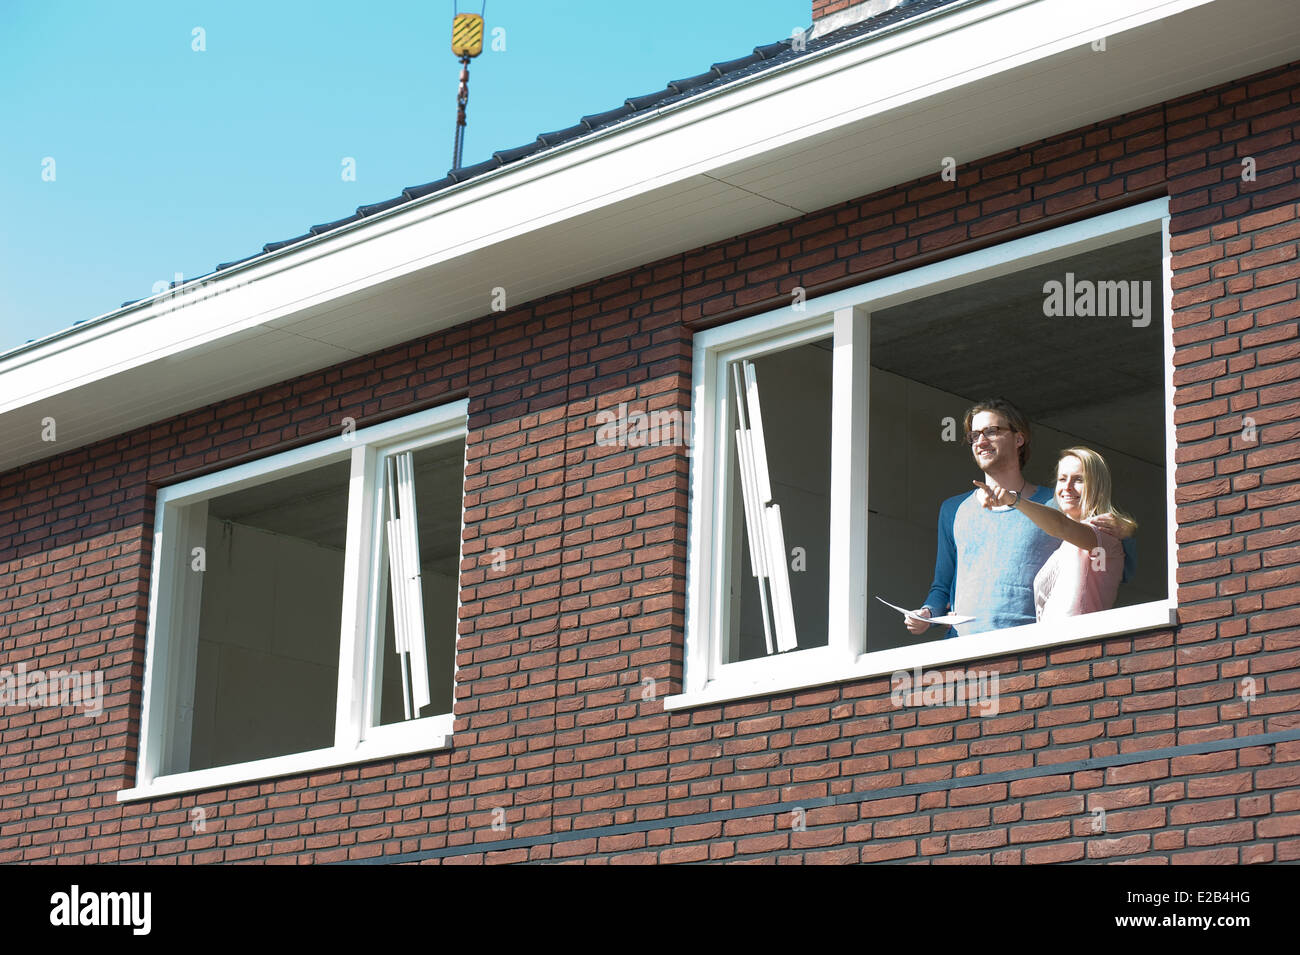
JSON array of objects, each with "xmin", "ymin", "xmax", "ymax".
[{"xmin": 963, "ymin": 397, "xmax": 1031, "ymax": 469}]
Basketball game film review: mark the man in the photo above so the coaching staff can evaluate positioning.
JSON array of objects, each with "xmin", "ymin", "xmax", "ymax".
[{"xmin": 907, "ymin": 398, "xmax": 1133, "ymax": 638}]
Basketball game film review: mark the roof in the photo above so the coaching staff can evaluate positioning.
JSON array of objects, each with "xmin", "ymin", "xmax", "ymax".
[
  {"xmin": 7, "ymin": 0, "xmax": 1295, "ymax": 472},
  {"xmin": 103, "ymin": 0, "xmax": 964, "ymax": 311}
]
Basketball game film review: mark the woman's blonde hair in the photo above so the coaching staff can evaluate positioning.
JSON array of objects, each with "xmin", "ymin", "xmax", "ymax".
[{"xmin": 1058, "ymin": 446, "xmax": 1138, "ymax": 537}]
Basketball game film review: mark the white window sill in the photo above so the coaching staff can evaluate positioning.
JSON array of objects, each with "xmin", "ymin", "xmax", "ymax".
[
  {"xmin": 117, "ymin": 716, "xmax": 453, "ymax": 802},
  {"xmin": 663, "ymin": 601, "xmax": 1176, "ymax": 711}
]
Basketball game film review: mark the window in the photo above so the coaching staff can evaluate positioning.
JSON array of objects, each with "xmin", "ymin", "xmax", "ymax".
[
  {"xmin": 676, "ymin": 198, "xmax": 1177, "ymax": 707},
  {"xmin": 724, "ymin": 342, "xmax": 833, "ymax": 662},
  {"xmin": 126, "ymin": 401, "xmax": 468, "ymax": 798}
]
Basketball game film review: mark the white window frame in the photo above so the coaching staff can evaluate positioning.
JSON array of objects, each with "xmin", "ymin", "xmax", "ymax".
[
  {"xmin": 672, "ymin": 197, "xmax": 1178, "ymax": 709},
  {"xmin": 121, "ymin": 399, "xmax": 469, "ymax": 801}
]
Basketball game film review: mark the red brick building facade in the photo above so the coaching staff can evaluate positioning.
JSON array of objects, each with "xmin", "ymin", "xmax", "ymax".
[{"xmin": 2, "ymin": 2, "xmax": 1298, "ymax": 864}]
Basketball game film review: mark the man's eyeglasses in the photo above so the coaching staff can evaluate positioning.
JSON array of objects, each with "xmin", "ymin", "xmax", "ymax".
[{"xmin": 966, "ymin": 426, "xmax": 1013, "ymax": 444}]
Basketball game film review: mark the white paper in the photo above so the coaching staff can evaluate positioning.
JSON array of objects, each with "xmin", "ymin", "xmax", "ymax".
[{"xmin": 875, "ymin": 596, "xmax": 974, "ymax": 627}]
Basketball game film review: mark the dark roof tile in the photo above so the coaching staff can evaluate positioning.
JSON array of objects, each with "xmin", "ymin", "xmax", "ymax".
[
  {"xmin": 402, "ymin": 177, "xmax": 454, "ymax": 200},
  {"xmin": 581, "ymin": 104, "xmax": 637, "ymax": 129},
  {"xmin": 357, "ymin": 196, "xmax": 408, "ymax": 216},
  {"xmin": 536, "ymin": 123, "xmax": 589, "ymax": 147},
  {"xmin": 310, "ymin": 213, "xmax": 362, "ymax": 235},
  {"xmin": 667, "ymin": 69, "xmax": 722, "ymax": 94},
  {"xmin": 447, "ymin": 156, "xmax": 501, "ymax": 182},
  {"xmin": 493, "ymin": 141, "xmax": 547, "ymax": 164},
  {"xmin": 625, "ymin": 88, "xmax": 677, "ymax": 111},
  {"xmin": 753, "ymin": 40, "xmax": 789, "ymax": 59},
  {"xmin": 711, "ymin": 52, "xmax": 763, "ymax": 74},
  {"xmin": 216, "ymin": 252, "xmax": 261, "ymax": 271},
  {"xmin": 263, "ymin": 233, "xmax": 313, "ymax": 253}
]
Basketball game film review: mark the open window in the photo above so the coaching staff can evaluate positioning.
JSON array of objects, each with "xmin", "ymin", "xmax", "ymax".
[
  {"xmin": 129, "ymin": 401, "xmax": 468, "ymax": 799},
  {"xmin": 370, "ymin": 438, "xmax": 464, "ymax": 728},
  {"xmin": 677, "ymin": 198, "xmax": 1176, "ymax": 707},
  {"xmin": 167, "ymin": 459, "xmax": 351, "ymax": 774},
  {"xmin": 866, "ymin": 231, "xmax": 1168, "ymax": 651},
  {"xmin": 724, "ymin": 344, "xmax": 832, "ymax": 662}
]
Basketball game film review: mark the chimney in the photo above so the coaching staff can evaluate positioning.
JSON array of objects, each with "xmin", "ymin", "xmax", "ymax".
[{"xmin": 811, "ymin": 0, "xmax": 910, "ymax": 39}]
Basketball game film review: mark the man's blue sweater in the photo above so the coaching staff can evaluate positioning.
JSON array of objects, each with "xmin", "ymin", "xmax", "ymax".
[{"xmin": 922, "ymin": 486, "xmax": 1137, "ymax": 638}]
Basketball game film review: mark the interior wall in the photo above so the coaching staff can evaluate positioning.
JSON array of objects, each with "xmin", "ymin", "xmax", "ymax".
[
  {"xmin": 867, "ymin": 369, "xmax": 1168, "ymax": 652},
  {"xmin": 187, "ymin": 516, "xmax": 343, "ymax": 771},
  {"xmin": 728, "ymin": 340, "xmax": 833, "ymax": 661},
  {"xmin": 376, "ymin": 437, "xmax": 465, "ymax": 724}
]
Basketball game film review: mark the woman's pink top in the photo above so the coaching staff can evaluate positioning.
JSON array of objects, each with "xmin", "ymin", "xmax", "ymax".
[{"xmin": 1034, "ymin": 517, "xmax": 1124, "ymax": 621}]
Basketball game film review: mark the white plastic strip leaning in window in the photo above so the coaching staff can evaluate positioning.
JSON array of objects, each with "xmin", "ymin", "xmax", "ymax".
[
  {"xmin": 731, "ymin": 359, "xmax": 798, "ymax": 654},
  {"xmin": 384, "ymin": 452, "xmax": 432, "ymax": 717}
]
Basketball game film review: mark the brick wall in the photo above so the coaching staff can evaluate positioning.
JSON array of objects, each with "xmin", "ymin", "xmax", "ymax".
[
  {"xmin": 1, "ymin": 59, "xmax": 1297, "ymax": 864},
  {"xmin": 813, "ymin": 0, "xmax": 872, "ymax": 23}
]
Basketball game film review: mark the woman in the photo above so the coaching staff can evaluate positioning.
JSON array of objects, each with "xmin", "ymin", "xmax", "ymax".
[{"xmin": 973, "ymin": 446, "xmax": 1137, "ymax": 621}]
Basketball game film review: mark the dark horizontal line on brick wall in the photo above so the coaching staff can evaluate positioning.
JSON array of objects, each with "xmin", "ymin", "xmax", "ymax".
[
  {"xmin": 685, "ymin": 182, "xmax": 1170, "ymax": 333},
  {"xmin": 340, "ymin": 725, "xmax": 1300, "ymax": 864}
]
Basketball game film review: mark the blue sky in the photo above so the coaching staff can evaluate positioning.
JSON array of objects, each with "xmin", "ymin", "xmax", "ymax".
[{"xmin": 0, "ymin": 0, "xmax": 808, "ymax": 353}]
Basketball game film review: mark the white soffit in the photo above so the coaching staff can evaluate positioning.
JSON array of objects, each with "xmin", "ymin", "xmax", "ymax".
[{"xmin": 1, "ymin": 0, "xmax": 1296, "ymax": 469}]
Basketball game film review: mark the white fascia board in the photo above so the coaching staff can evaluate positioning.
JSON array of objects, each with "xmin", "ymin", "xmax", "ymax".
[{"xmin": 0, "ymin": 0, "xmax": 1227, "ymax": 424}]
